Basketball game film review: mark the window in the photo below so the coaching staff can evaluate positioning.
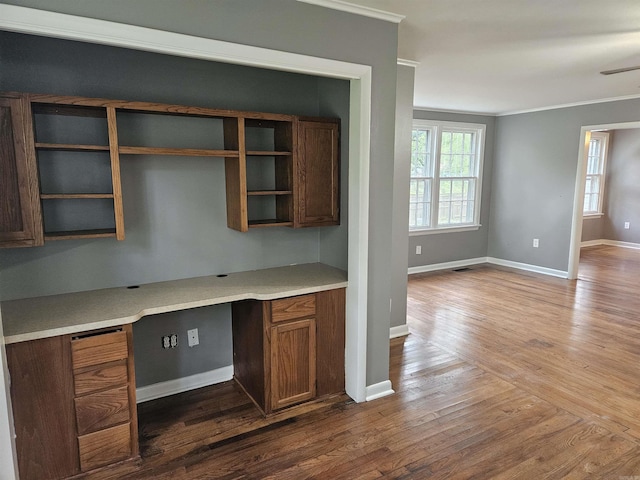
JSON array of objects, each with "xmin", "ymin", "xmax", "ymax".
[
  {"xmin": 583, "ymin": 131, "xmax": 609, "ymax": 216},
  {"xmin": 410, "ymin": 120, "xmax": 486, "ymax": 232}
]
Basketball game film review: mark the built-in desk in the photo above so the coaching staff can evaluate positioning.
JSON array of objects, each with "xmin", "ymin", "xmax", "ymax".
[
  {"xmin": 2, "ymin": 262, "xmax": 347, "ymax": 344},
  {"xmin": 2, "ymin": 263, "xmax": 347, "ymax": 480}
]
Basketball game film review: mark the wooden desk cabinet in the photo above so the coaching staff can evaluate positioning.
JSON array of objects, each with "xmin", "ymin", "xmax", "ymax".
[
  {"xmin": 3, "ymin": 267, "xmax": 347, "ymax": 478},
  {"xmin": 6, "ymin": 325, "xmax": 138, "ymax": 480},
  {"xmin": 232, "ymin": 288, "xmax": 345, "ymax": 415}
]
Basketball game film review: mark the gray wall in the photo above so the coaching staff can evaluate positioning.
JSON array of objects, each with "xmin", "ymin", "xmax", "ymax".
[
  {"xmin": 490, "ymin": 99, "xmax": 640, "ymax": 272},
  {"xmin": 0, "ymin": 31, "xmax": 347, "ymax": 386},
  {"xmin": 409, "ymin": 110, "xmax": 495, "ymax": 267},
  {"xmin": 0, "ymin": 0, "xmax": 399, "ymax": 388},
  {"xmin": 602, "ymin": 128, "xmax": 640, "ymax": 243},
  {"xmin": 581, "ymin": 217, "xmax": 603, "ymax": 242},
  {"xmin": 390, "ymin": 64, "xmax": 414, "ymax": 329}
]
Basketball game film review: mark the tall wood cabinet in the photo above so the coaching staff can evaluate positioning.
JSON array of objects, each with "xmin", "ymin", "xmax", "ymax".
[
  {"xmin": 232, "ymin": 288, "xmax": 345, "ymax": 415},
  {"xmin": 0, "ymin": 93, "xmax": 43, "ymax": 247},
  {"xmin": 296, "ymin": 119, "xmax": 340, "ymax": 227},
  {"xmin": 6, "ymin": 325, "xmax": 138, "ymax": 480}
]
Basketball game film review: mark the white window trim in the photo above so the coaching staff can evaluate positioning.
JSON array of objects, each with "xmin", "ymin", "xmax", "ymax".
[
  {"xmin": 410, "ymin": 119, "xmax": 486, "ymax": 234},
  {"xmin": 583, "ymin": 131, "xmax": 609, "ymax": 217},
  {"xmin": 409, "ymin": 224, "xmax": 481, "ymax": 236}
]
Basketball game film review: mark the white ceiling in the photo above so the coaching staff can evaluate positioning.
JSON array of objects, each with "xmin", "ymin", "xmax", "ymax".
[{"xmin": 328, "ymin": 0, "xmax": 640, "ymax": 115}]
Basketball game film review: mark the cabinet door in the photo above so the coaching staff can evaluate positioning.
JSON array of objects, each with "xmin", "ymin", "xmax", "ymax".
[
  {"xmin": 6, "ymin": 335, "xmax": 79, "ymax": 480},
  {"xmin": 270, "ymin": 318, "xmax": 316, "ymax": 410},
  {"xmin": 295, "ymin": 120, "xmax": 339, "ymax": 227},
  {"xmin": 0, "ymin": 94, "xmax": 43, "ymax": 247}
]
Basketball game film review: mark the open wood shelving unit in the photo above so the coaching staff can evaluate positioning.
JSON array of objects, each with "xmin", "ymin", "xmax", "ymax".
[{"xmin": 1, "ymin": 92, "xmax": 340, "ymax": 247}]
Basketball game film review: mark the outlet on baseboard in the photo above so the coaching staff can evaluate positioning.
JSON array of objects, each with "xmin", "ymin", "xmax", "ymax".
[
  {"xmin": 533, "ymin": 238, "xmax": 539, "ymax": 248},
  {"xmin": 416, "ymin": 245, "xmax": 422, "ymax": 255},
  {"xmin": 624, "ymin": 221, "xmax": 630, "ymax": 230}
]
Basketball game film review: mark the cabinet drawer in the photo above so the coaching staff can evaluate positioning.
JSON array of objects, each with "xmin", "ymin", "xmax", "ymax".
[
  {"xmin": 72, "ymin": 330, "xmax": 128, "ymax": 370},
  {"xmin": 74, "ymin": 361, "xmax": 128, "ymax": 396},
  {"xmin": 78, "ymin": 422, "xmax": 132, "ymax": 472},
  {"xmin": 271, "ymin": 294, "xmax": 316, "ymax": 323},
  {"xmin": 75, "ymin": 385, "xmax": 130, "ymax": 435}
]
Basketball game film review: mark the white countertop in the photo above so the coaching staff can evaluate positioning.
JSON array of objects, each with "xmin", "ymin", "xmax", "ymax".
[{"xmin": 1, "ymin": 263, "xmax": 347, "ymax": 344}]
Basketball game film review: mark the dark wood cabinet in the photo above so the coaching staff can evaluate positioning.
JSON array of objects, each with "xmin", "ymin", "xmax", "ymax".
[
  {"xmin": 6, "ymin": 325, "xmax": 138, "ymax": 480},
  {"xmin": 0, "ymin": 93, "xmax": 43, "ymax": 247},
  {"xmin": 295, "ymin": 119, "xmax": 340, "ymax": 227},
  {"xmin": 232, "ymin": 288, "xmax": 345, "ymax": 415}
]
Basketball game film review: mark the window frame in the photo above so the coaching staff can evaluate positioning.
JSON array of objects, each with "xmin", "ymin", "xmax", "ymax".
[
  {"xmin": 409, "ymin": 119, "xmax": 486, "ymax": 235},
  {"xmin": 583, "ymin": 131, "xmax": 609, "ymax": 218}
]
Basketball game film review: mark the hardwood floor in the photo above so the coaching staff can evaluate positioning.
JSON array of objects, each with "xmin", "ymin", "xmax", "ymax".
[{"xmin": 81, "ymin": 245, "xmax": 640, "ymax": 479}]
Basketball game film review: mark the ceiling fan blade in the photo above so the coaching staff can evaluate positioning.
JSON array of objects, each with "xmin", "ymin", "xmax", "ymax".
[{"xmin": 600, "ymin": 65, "xmax": 640, "ymax": 75}]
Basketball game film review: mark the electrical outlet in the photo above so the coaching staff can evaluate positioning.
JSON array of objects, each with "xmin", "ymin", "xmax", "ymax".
[
  {"xmin": 625, "ymin": 221, "xmax": 630, "ymax": 230},
  {"xmin": 533, "ymin": 238, "xmax": 539, "ymax": 248},
  {"xmin": 416, "ymin": 245, "xmax": 422, "ymax": 255},
  {"xmin": 187, "ymin": 328, "xmax": 199, "ymax": 347},
  {"xmin": 170, "ymin": 334, "xmax": 178, "ymax": 348},
  {"xmin": 162, "ymin": 335, "xmax": 171, "ymax": 349}
]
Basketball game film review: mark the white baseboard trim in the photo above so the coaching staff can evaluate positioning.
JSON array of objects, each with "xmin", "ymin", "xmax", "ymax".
[
  {"xmin": 136, "ymin": 365, "xmax": 234, "ymax": 403},
  {"xmin": 365, "ymin": 380, "xmax": 395, "ymax": 401},
  {"xmin": 582, "ymin": 239, "xmax": 640, "ymax": 250},
  {"xmin": 390, "ymin": 324, "xmax": 409, "ymax": 339},
  {"xmin": 486, "ymin": 257, "xmax": 568, "ymax": 278},
  {"xmin": 408, "ymin": 257, "xmax": 488, "ymax": 275},
  {"xmin": 580, "ymin": 239, "xmax": 604, "ymax": 248},
  {"xmin": 408, "ymin": 256, "xmax": 568, "ymax": 279}
]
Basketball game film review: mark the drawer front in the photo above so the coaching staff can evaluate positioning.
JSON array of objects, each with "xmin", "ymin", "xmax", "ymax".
[
  {"xmin": 75, "ymin": 385, "xmax": 130, "ymax": 435},
  {"xmin": 74, "ymin": 362, "xmax": 128, "ymax": 396},
  {"xmin": 78, "ymin": 422, "xmax": 132, "ymax": 472},
  {"xmin": 271, "ymin": 294, "xmax": 316, "ymax": 323},
  {"xmin": 72, "ymin": 330, "xmax": 128, "ymax": 370}
]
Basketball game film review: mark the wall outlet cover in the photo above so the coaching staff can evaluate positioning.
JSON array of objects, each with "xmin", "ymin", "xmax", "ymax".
[{"xmin": 187, "ymin": 328, "xmax": 199, "ymax": 347}]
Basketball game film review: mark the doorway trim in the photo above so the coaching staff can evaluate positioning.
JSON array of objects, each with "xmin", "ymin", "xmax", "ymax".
[{"xmin": 568, "ymin": 120, "xmax": 640, "ymax": 279}]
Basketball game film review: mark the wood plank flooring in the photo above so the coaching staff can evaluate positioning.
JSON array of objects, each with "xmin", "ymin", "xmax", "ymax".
[{"xmin": 79, "ymin": 245, "xmax": 640, "ymax": 479}]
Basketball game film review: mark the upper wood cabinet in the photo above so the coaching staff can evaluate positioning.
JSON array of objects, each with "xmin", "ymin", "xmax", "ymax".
[
  {"xmin": 0, "ymin": 92, "xmax": 341, "ymax": 246},
  {"xmin": 0, "ymin": 93, "xmax": 43, "ymax": 247},
  {"xmin": 295, "ymin": 119, "xmax": 340, "ymax": 228}
]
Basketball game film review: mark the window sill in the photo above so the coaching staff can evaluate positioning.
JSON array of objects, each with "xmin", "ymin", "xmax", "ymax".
[
  {"xmin": 583, "ymin": 213, "xmax": 604, "ymax": 219},
  {"xmin": 409, "ymin": 224, "xmax": 481, "ymax": 236}
]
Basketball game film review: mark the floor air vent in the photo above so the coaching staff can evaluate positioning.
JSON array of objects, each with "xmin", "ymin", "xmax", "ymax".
[{"xmin": 453, "ymin": 267, "xmax": 471, "ymax": 272}]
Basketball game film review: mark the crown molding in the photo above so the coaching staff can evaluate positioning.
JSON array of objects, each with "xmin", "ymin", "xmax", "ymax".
[
  {"xmin": 413, "ymin": 106, "xmax": 497, "ymax": 117},
  {"xmin": 297, "ymin": 0, "xmax": 405, "ymax": 23},
  {"xmin": 397, "ymin": 58, "xmax": 419, "ymax": 67},
  {"xmin": 498, "ymin": 92, "xmax": 640, "ymax": 116}
]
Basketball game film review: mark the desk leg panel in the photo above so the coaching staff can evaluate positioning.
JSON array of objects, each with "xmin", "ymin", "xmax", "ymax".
[
  {"xmin": 316, "ymin": 288, "xmax": 346, "ymax": 397},
  {"xmin": 7, "ymin": 335, "xmax": 80, "ymax": 480},
  {"xmin": 232, "ymin": 300, "xmax": 266, "ymax": 412}
]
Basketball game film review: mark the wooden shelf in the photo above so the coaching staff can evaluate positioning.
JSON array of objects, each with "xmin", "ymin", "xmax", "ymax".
[
  {"xmin": 247, "ymin": 190, "xmax": 293, "ymax": 196},
  {"xmin": 35, "ymin": 143, "xmax": 110, "ymax": 152},
  {"xmin": 119, "ymin": 146, "xmax": 238, "ymax": 157},
  {"xmin": 246, "ymin": 151, "xmax": 292, "ymax": 156},
  {"xmin": 44, "ymin": 229, "xmax": 117, "ymax": 241},
  {"xmin": 41, "ymin": 194, "xmax": 115, "ymax": 200},
  {"xmin": 248, "ymin": 219, "xmax": 294, "ymax": 228}
]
